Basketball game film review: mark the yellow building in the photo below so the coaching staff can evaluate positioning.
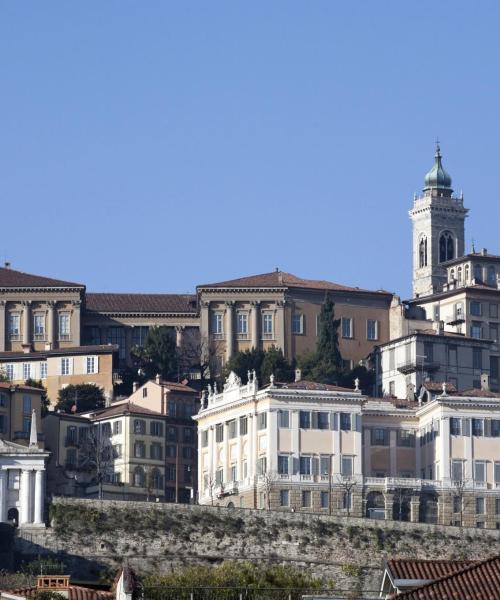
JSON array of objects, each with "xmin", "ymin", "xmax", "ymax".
[{"xmin": 0, "ymin": 382, "xmax": 44, "ymax": 446}]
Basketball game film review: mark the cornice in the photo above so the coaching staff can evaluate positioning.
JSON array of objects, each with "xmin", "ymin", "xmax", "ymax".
[{"xmin": 0, "ymin": 287, "xmax": 84, "ymax": 294}]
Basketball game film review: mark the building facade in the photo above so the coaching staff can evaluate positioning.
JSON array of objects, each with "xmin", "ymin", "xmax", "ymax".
[
  {"xmin": 0, "ymin": 382, "xmax": 44, "ymax": 446},
  {"xmin": 194, "ymin": 371, "xmax": 500, "ymax": 528}
]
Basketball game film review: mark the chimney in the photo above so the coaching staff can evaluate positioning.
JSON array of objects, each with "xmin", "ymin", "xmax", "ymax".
[
  {"xmin": 295, "ymin": 368, "xmax": 302, "ymax": 382},
  {"xmin": 481, "ymin": 248, "xmax": 488, "ymax": 256},
  {"xmin": 3, "ymin": 261, "xmax": 10, "ymax": 269},
  {"xmin": 432, "ymin": 320, "xmax": 444, "ymax": 335},
  {"xmin": 132, "ymin": 382, "xmax": 139, "ymax": 393},
  {"xmin": 155, "ymin": 374, "xmax": 161, "ymax": 384},
  {"xmin": 36, "ymin": 576, "xmax": 70, "ymax": 598},
  {"xmin": 481, "ymin": 373, "xmax": 490, "ymax": 392}
]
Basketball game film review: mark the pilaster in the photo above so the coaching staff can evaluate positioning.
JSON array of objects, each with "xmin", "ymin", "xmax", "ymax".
[
  {"xmin": 250, "ymin": 301, "xmax": 260, "ymax": 350},
  {"xmin": 34, "ymin": 469, "xmax": 45, "ymax": 525},
  {"xmin": 47, "ymin": 301, "xmax": 56, "ymax": 349},
  {"xmin": 19, "ymin": 469, "xmax": 32, "ymax": 525},
  {"xmin": 72, "ymin": 300, "xmax": 81, "ymax": 345},
  {"xmin": 22, "ymin": 301, "xmax": 31, "ymax": 348},
  {"xmin": 440, "ymin": 418, "xmax": 451, "ymax": 479},
  {"xmin": 389, "ymin": 429, "xmax": 397, "ymax": 476},
  {"xmin": 175, "ymin": 326, "xmax": 185, "ymax": 348},
  {"xmin": 225, "ymin": 302, "xmax": 234, "ymax": 361},
  {"xmin": 0, "ymin": 301, "xmax": 5, "ymax": 352}
]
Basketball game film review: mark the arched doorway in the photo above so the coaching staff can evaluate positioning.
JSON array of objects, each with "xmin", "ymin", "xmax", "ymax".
[
  {"xmin": 419, "ymin": 493, "xmax": 438, "ymax": 524},
  {"xmin": 226, "ymin": 501, "xmax": 235, "ymax": 509},
  {"xmin": 366, "ymin": 491, "xmax": 385, "ymax": 519},
  {"xmin": 7, "ymin": 508, "xmax": 18, "ymax": 527},
  {"xmin": 392, "ymin": 493, "xmax": 411, "ymax": 521}
]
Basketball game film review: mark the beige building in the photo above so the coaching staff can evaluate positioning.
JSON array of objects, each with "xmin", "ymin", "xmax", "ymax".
[
  {"xmin": 195, "ymin": 371, "xmax": 500, "ymax": 528},
  {"xmin": 198, "ymin": 270, "xmax": 394, "ymax": 372},
  {"xmin": 0, "ymin": 382, "xmax": 44, "ymax": 446},
  {"xmin": 44, "ymin": 378, "xmax": 198, "ymax": 502}
]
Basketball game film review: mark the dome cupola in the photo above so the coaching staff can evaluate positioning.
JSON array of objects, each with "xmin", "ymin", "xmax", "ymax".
[{"xmin": 424, "ymin": 143, "xmax": 453, "ymax": 194}]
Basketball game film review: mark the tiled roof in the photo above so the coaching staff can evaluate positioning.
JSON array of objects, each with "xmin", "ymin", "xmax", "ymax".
[
  {"xmin": 276, "ymin": 380, "xmax": 355, "ymax": 392},
  {"xmin": 85, "ymin": 292, "xmax": 197, "ymax": 314},
  {"xmin": 393, "ymin": 556, "xmax": 500, "ymax": 599},
  {"xmin": 0, "ymin": 267, "xmax": 84, "ymax": 288},
  {"xmin": 158, "ymin": 380, "xmax": 199, "ymax": 393},
  {"xmin": 0, "ymin": 344, "xmax": 118, "ymax": 361},
  {"xmin": 87, "ymin": 401, "xmax": 162, "ymax": 419},
  {"xmin": 386, "ymin": 558, "xmax": 476, "ymax": 581},
  {"xmin": 457, "ymin": 388, "xmax": 500, "ymax": 398},
  {"xmin": 198, "ymin": 270, "xmax": 391, "ymax": 295},
  {"xmin": 423, "ymin": 381, "xmax": 457, "ymax": 393},
  {"xmin": 7, "ymin": 586, "xmax": 113, "ymax": 600},
  {"xmin": 0, "ymin": 382, "xmax": 44, "ymax": 393}
]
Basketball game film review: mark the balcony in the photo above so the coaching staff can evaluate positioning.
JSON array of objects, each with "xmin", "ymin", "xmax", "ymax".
[
  {"xmin": 446, "ymin": 313, "xmax": 465, "ymax": 326},
  {"xmin": 33, "ymin": 334, "xmax": 46, "ymax": 341},
  {"xmin": 397, "ymin": 360, "xmax": 440, "ymax": 375}
]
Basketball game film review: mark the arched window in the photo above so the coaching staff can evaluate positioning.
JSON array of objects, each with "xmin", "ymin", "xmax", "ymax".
[
  {"xmin": 439, "ymin": 231, "xmax": 455, "ymax": 263},
  {"xmin": 474, "ymin": 264, "xmax": 482, "ymax": 283},
  {"xmin": 419, "ymin": 236, "xmax": 428, "ymax": 268},
  {"xmin": 151, "ymin": 468, "xmax": 163, "ymax": 490},
  {"xmin": 487, "ymin": 266, "xmax": 496, "ymax": 286},
  {"xmin": 465, "ymin": 264, "xmax": 470, "ymax": 281},
  {"xmin": 450, "ymin": 269, "xmax": 455, "ymax": 282},
  {"xmin": 134, "ymin": 466, "xmax": 145, "ymax": 487},
  {"xmin": 457, "ymin": 267, "xmax": 462, "ymax": 284}
]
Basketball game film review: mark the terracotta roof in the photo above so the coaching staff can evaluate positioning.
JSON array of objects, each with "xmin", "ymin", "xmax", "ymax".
[
  {"xmin": 0, "ymin": 267, "xmax": 83, "ymax": 289},
  {"xmin": 393, "ymin": 556, "xmax": 500, "ymax": 599},
  {"xmin": 0, "ymin": 345, "xmax": 117, "ymax": 361},
  {"xmin": 87, "ymin": 401, "xmax": 163, "ymax": 419},
  {"xmin": 0, "ymin": 382, "xmax": 44, "ymax": 393},
  {"xmin": 457, "ymin": 388, "xmax": 500, "ymax": 398},
  {"xmin": 158, "ymin": 380, "xmax": 198, "ymax": 393},
  {"xmin": 386, "ymin": 558, "xmax": 477, "ymax": 581},
  {"xmin": 85, "ymin": 292, "xmax": 197, "ymax": 314},
  {"xmin": 7, "ymin": 585, "xmax": 113, "ymax": 600},
  {"xmin": 423, "ymin": 382, "xmax": 457, "ymax": 393},
  {"xmin": 276, "ymin": 380, "xmax": 355, "ymax": 392},
  {"xmin": 198, "ymin": 270, "xmax": 391, "ymax": 295}
]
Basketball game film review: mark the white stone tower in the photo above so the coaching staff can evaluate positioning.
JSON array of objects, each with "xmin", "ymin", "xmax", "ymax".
[{"xmin": 409, "ymin": 144, "xmax": 468, "ymax": 298}]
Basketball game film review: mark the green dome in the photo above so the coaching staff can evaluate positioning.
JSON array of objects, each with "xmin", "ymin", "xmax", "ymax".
[{"xmin": 424, "ymin": 143, "xmax": 453, "ymax": 192}]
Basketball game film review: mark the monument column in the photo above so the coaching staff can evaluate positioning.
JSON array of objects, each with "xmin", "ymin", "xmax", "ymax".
[
  {"xmin": 19, "ymin": 469, "xmax": 32, "ymax": 525},
  {"xmin": 34, "ymin": 469, "xmax": 45, "ymax": 525}
]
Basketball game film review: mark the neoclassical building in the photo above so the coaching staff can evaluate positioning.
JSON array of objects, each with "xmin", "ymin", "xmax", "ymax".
[{"xmin": 194, "ymin": 371, "xmax": 500, "ymax": 528}]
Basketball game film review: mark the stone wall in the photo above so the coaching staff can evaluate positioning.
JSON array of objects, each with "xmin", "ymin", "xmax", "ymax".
[{"xmin": 15, "ymin": 497, "xmax": 500, "ymax": 597}]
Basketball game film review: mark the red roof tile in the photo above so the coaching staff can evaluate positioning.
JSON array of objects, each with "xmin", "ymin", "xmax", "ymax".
[
  {"xmin": 85, "ymin": 292, "xmax": 197, "ymax": 314},
  {"xmin": 7, "ymin": 585, "xmax": 113, "ymax": 600},
  {"xmin": 0, "ymin": 344, "xmax": 117, "ymax": 361},
  {"xmin": 85, "ymin": 402, "xmax": 163, "ymax": 419},
  {"xmin": 386, "ymin": 558, "xmax": 477, "ymax": 581},
  {"xmin": 198, "ymin": 270, "xmax": 391, "ymax": 295},
  {"xmin": 0, "ymin": 267, "xmax": 83, "ymax": 288},
  {"xmin": 0, "ymin": 382, "xmax": 44, "ymax": 393},
  {"xmin": 457, "ymin": 388, "xmax": 500, "ymax": 398},
  {"xmin": 393, "ymin": 556, "xmax": 500, "ymax": 599},
  {"xmin": 277, "ymin": 380, "xmax": 355, "ymax": 392}
]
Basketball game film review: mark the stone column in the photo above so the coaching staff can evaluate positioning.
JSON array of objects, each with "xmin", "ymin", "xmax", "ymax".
[
  {"xmin": 384, "ymin": 491, "xmax": 394, "ymax": 521},
  {"xmin": 34, "ymin": 470, "xmax": 45, "ymax": 525},
  {"xmin": 354, "ymin": 414, "xmax": 362, "ymax": 477},
  {"xmin": 275, "ymin": 300, "xmax": 285, "ymax": 353},
  {"xmin": 251, "ymin": 301, "xmax": 260, "ymax": 350},
  {"xmin": 47, "ymin": 301, "xmax": 56, "ymax": 349},
  {"xmin": 225, "ymin": 302, "xmax": 234, "ymax": 361},
  {"xmin": 389, "ymin": 430, "xmax": 397, "ymax": 476},
  {"xmin": 0, "ymin": 470, "xmax": 7, "ymax": 523},
  {"xmin": 464, "ymin": 418, "xmax": 473, "ymax": 481},
  {"xmin": 0, "ymin": 301, "xmax": 5, "ymax": 352},
  {"xmin": 415, "ymin": 430, "xmax": 421, "ymax": 478},
  {"xmin": 19, "ymin": 469, "xmax": 32, "ymax": 525},
  {"xmin": 22, "ymin": 301, "xmax": 31, "ymax": 347},
  {"xmin": 72, "ymin": 300, "xmax": 81, "ymax": 345},
  {"xmin": 175, "ymin": 326, "xmax": 185, "ymax": 348},
  {"xmin": 248, "ymin": 414, "xmax": 256, "ymax": 480}
]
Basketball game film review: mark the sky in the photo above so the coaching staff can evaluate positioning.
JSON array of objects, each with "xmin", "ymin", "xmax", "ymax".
[{"xmin": 1, "ymin": 2, "xmax": 499, "ymax": 299}]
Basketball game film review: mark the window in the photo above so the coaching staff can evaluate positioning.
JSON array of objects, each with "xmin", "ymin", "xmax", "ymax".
[
  {"xmin": 474, "ymin": 461, "xmax": 486, "ymax": 483},
  {"xmin": 40, "ymin": 362, "xmax": 48, "ymax": 379},
  {"xmin": 215, "ymin": 468, "xmax": 223, "ymax": 485},
  {"xmin": 299, "ymin": 411, "xmax": 311, "ymax": 429},
  {"xmin": 211, "ymin": 313, "xmax": 223, "ymax": 335},
  {"xmin": 341, "ymin": 456, "xmax": 353, "ymax": 477},
  {"xmin": 215, "ymin": 424, "xmax": 224, "ymax": 442},
  {"xmin": 388, "ymin": 348, "xmax": 395, "ymax": 371},
  {"xmin": 476, "ymin": 497, "xmax": 485, "ymax": 515},
  {"xmin": 58, "ymin": 313, "xmax": 71, "ymax": 339},
  {"xmin": 166, "ymin": 464, "xmax": 177, "ymax": 481},
  {"xmin": 320, "ymin": 491, "xmax": 329, "ymax": 509},
  {"xmin": 316, "ymin": 411, "xmax": 329, "ymax": 430},
  {"xmin": 227, "ymin": 420, "xmax": 237, "ymax": 439},
  {"xmin": 453, "ymin": 496, "xmax": 461, "ymax": 513},
  {"xmin": 439, "ymin": 231, "xmax": 454, "ymax": 262},
  {"xmin": 340, "ymin": 413, "xmax": 352, "ymax": 431},
  {"xmin": 101, "ymin": 422, "xmax": 112, "ymax": 436},
  {"xmin": 112, "ymin": 444, "xmax": 122, "ymax": 458},
  {"xmin": 257, "ymin": 412, "xmax": 267, "ymax": 430},
  {"xmin": 237, "ymin": 313, "xmax": 248, "ymax": 335},
  {"xmin": 419, "ymin": 236, "xmax": 427, "ymax": 268},
  {"xmin": 150, "ymin": 421, "xmax": 163, "ymax": 436},
  {"xmin": 85, "ymin": 356, "xmax": 97, "ymax": 374},
  {"xmin": 343, "ymin": 491, "xmax": 353, "ymax": 510},
  {"xmin": 472, "ymin": 419, "xmax": 484, "ymax": 437},
  {"xmin": 452, "ymin": 460, "xmax": 464, "ymax": 482},
  {"xmin": 278, "ymin": 455, "xmax": 289, "ymax": 475},
  {"xmin": 112, "ymin": 420, "xmax": 122, "ymax": 435},
  {"xmin": 278, "ymin": 410, "xmax": 289, "ymax": 428},
  {"xmin": 450, "ymin": 418, "xmax": 462, "ymax": 436},
  {"xmin": 200, "ymin": 430, "xmax": 208, "ymax": 448},
  {"xmin": 299, "ymin": 456, "xmax": 311, "ymax": 475},
  {"xmin": 60, "ymin": 358, "xmax": 71, "ymax": 376},
  {"xmin": 367, "ymin": 319, "xmax": 378, "ymax": 341},
  {"xmin": 292, "ymin": 314, "xmax": 303, "ymax": 334},
  {"xmin": 257, "ymin": 457, "xmax": 267, "ymax": 475},
  {"xmin": 423, "ymin": 342, "xmax": 434, "ymax": 364},
  {"xmin": 490, "ymin": 325, "xmax": 499, "ymax": 343},
  {"xmin": 134, "ymin": 442, "xmax": 145, "ymax": 458},
  {"xmin": 150, "ymin": 443, "xmax": 163, "ymax": 460},
  {"xmin": 132, "ymin": 326, "xmax": 149, "ymax": 347},
  {"xmin": 8, "ymin": 313, "xmax": 20, "ymax": 337},
  {"xmin": 490, "ymin": 303, "xmax": 499, "ymax": 319},
  {"xmin": 262, "ymin": 314, "xmax": 273, "ymax": 337},
  {"xmin": 488, "ymin": 266, "xmax": 496, "ymax": 286},
  {"xmin": 320, "ymin": 455, "xmax": 330, "ymax": 476},
  {"xmin": 472, "ymin": 348, "xmax": 482, "ymax": 371},
  {"xmin": 457, "ymin": 266, "xmax": 462, "ymax": 284},
  {"xmin": 492, "ymin": 420, "xmax": 500, "ymax": 438},
  {"xmin": 142, "ymin": 387, "xmax": 148, "ymax": 398},
  {"xmin": 471, "ymin": 321, "xmax": 482, "ymax": 339},
  {"xmin": 33, "ymin": 314, "xmax": 45, "ymax": 338},
  {"xmin": 341, "ymin": 317, "xmax": 353, "ymax": 338},
  {"xmin": 0, "ymin": 393, "xmax": 6, "ymax": 408},
  {"xmin": 5, "ymin": 364, "xmax": 13, "ymax": 380},
  {"xmin": 167, "ymin": 426, "xmax": 177, "ymax": 441},
  {"xmin": 230, "ymin": 464, "xmax": 237, "ymax": 482},
  {"xmin": 371, "ymin": 428, "xmax": 388, "ymax": 446},
  {"xmin": 134, "ymin": 467, "xmax": 145, "ymax": 487},
  {"xmin": 22, "ymin": 395, "xmax": 31, "ymax": 415},
  {"xmin": 183, "ymin": 446, "xmax": 194, "ymax": 460},
  {"xmin": 397, "ymin": 430, "xmax": 415, "ymax": 447},
  {"xmin": 23, "ymin": 363, "xmax": 31, "ymax": 379},
  {"xmin": 152, "ymin": 469, "xmax": 163, "ymax": 489},
  {"xmin": 491, "ymin": 356, "xmax": 500, "ymax": 382},
  {"xmin": 239, "ymin": 416, "xmax": 248, "ymax": 435},
  {"xmin": 183, "ymin": 427, "xmax": 194, "ymax": 443},
  {"xmin": 166, "ymin": 445, "xmax": 176, "ymax": 458},
  {"xmin": 280, "ymin": 490, "xmax": 289, "ymax": 507},
  {"xmin": 134, "ymin": 419, "xmax": 146, "ymax": 434},
  {"xmin": 302, "ymin": 490, "xmax": 311, "ymax": 508}
]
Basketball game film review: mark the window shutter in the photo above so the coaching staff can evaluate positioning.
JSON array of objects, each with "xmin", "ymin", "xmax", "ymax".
[
  {"xmin": 312, "ymin": 456, "xmax": 320, "ymax": 476},
  {"xmin": 311, "ymin": 412, "xmax": 318, "ymax": 429},
  {"xmin": 58, "ymin": 359, "xmax": 63, "ymax": 376},
  {"xmin": 69, "ymin": 358, "xmax": 74, "ymax": 375}
]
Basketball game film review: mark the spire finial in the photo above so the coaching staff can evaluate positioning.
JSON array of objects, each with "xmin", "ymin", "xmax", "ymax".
[
  {"xmin": 435, "ymin": 138, "xmax": 441, "ymax": 156},
  {"xmin": 29, "ymin": 409, "xmax": 38, "ymax": 448}
]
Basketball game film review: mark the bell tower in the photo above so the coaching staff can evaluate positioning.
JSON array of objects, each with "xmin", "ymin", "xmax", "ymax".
[{"xmin": 409, "ymin": 144, "xmax": 468, "ymax": 298}]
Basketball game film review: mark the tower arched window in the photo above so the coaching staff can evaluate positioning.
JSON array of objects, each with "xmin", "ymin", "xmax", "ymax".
[
  {"xmin": 457, "ymin": 267, "xmax": 462, "ymax": 284},
  {"xmin": 419, "ymin": 237, "xmax": 428, "ymax": 268},
  {"xmin": 465, "ymin": 264, "xmax": 470, "ymax": 281},
  {"xmin": 474, "ymin": 264, "xmax": 482, "ymax": 283},
  {"xmin": 488, "ymin": 266, "xmax": 496, "ymax": 286},
  {"xmin": 450, "ymin": 269, "xmax": 455, "ymax": 282},
  {"xmin": 439, "ymin": 231, "xmax": 455, "ymax": 263}
]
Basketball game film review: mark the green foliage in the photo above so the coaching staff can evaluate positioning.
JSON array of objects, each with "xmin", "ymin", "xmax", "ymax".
[
  {"xmin": 223, "ymin": 346, "xmax": 293, "ymax": 384},
  {"xmin": 143, "ymin": 561, "xmax": 332, "ymax": 600},
  {"xmin": 55, "ymin": 384, "xmax": 105, "ymax": 413},
  {"xmin": 298, "ymin": 295, "xmax": 343, "ymax": 384},
  {"xmin": 25, "ymin": 379, "xmax": 50, "ymax": 416},
  {"xmin": 341, "ymin": 564, "xmax": 361, "ymax": 578},
  {"xmin": 0, "ymin": 368, "xmax": 8, "ymax": 382},
  {"xmin": 29, "ymin": 591, "xmax": 67, "ymax": 600},
  {"xmin": 131, "ymin": 326, "xmax": 179, "ymax": 381},
  {"xmin": 338, "ymin": 365, "xmax": 375, "ymax": 394}
]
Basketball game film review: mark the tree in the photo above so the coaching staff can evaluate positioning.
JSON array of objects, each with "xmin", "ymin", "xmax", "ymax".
[
  {"xmin": 223, "ymin": 346, "xmax": 294, "ymax": 385},
  {"xmin": 178, "ymin": 335, "xmax": 224, "ymax": 386},
  {"xmin": 261, "ymin": 346, "xmax": 294, "ymax": 384},
  {"xmin": 298, "ymin": 295, "xmax": 343, "ymax": 384},
  {"xmin": 260, "ymin": 470, "xmax": 279, "ymax": 510},
  {"xmin": 0, "ymin": 368, "xmax": 8, "ymax": 382},
  {"xmin": 223, "ymin": 347, "xmax": 265, "ymax": 382},
  {"xmin": 78, "ymin": 425, "xmax": 114, "ymax": 500},
  {"xmin": 451, "ymin": 478, "xmax": 474, "ymax": 527},
  {"xmin": 339, "ymin": 364, "xmax": 375, "ymax": 394},
  {"xmin": 56, "ymin": 384, "xmax": 106, "ymax": 413},
  {"xmin": 337, "ymin": 476, "xmax": 356, "ymax": 517},
  {"xmin": 131, "ymin": 326, "xmax": 179, "ymax": 381},
  {"xmin": 25, "ymin": 379, "xmax": 50, "ymax": 416}
]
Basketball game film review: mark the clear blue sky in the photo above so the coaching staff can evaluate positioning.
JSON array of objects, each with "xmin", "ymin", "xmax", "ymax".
[{"xmin": 1, "ymin": 2, "xmax": 499, "ymax": 298}]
